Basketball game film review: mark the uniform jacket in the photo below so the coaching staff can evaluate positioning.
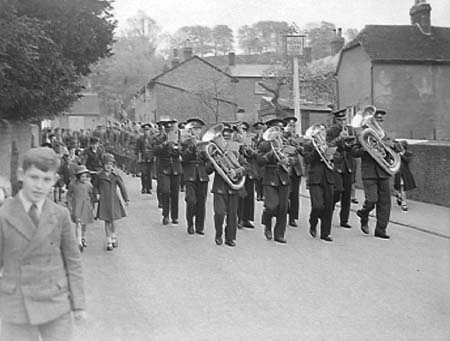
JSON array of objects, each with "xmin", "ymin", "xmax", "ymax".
[
  {"xmin": 0, "ymin": 196, "xmax": 85, "ymax": 325},
  {"xmin": 351, "ymin": 143, "xmax": 391, "ymax": 180},
  {"xmin": 303, "ymin": 143, "xmax": 336, "ymax": 185},
  {"xmin": 257, "ymin": 140, "xmax": 291, "ymax": 187},
  {"xmin": 326, "ymin": 125, "xmax": 356, "ymax": 174},
  {"xmin": 154, "ymin": 142, "xmax": 182, "ymax": 175},
  {"xmin": 93, "ymin": 171, "xmax": 128, "ymax": 221},
  {"xmin": 283, "ymin": 131, "xmax": 305, "ymax": 177},
  {"xmin": 181, "ymin": 140, "xmax": 209, "ymax": 182},
  {"xmin": 135, "ymin": 135, "xmax": 154, "ymax": 162}
]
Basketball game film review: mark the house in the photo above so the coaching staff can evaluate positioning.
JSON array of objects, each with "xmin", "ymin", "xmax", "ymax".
[
  {"xmin": 133, "ymin": 48, "xmax": 238, "ymax": 124},
  {"xmin": 52, "ymin": 92, "xmax": 104, "ymax": 130},
  {"xmin": 336, "ymin": 0, "xmax": 450, "ymax": 140}
]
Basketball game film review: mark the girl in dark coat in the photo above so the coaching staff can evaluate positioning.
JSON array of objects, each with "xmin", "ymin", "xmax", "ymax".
[
  {"xmin": 394, "ymin": 140, "xmax": 416, "ymax": 212},
  {"xmin": 94, "ymin": 153, "xmax": 129, "ymax": 251},
  {"xmin": 67, "ymin": 165, "xmax": 95, "ymax": 252}
]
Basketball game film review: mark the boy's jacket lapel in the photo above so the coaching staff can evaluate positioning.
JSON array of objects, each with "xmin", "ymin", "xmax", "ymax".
[{"xmin": 6, "ymin": 197, "xmax": 59, "ymax": 256}]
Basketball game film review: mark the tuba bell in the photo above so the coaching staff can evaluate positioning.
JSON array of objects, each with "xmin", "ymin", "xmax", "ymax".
[
  {"xmin": 262, "ymin": 126, "xmax": 294, "ymax": 172},
  {"xmin": 199, "ymin": 123, "xmax": 245, "ymax": 190},
  {"xmin": 304, "ymin": 124, "xmax": 335, "ymax": 170},
  {"xmin": 351, "ymin": 105, "xmax": 400, "ymax": 176}
]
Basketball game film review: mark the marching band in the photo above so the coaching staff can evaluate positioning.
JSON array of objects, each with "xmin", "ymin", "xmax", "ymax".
[{"xmin": 42, "ymin": 105, "xmax": 404, "ymax": 248}]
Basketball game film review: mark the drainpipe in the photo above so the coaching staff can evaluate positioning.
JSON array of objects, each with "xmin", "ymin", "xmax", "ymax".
[{"xmin": 370, "ymin": 64, "xmax": 374, "ymax": 105}]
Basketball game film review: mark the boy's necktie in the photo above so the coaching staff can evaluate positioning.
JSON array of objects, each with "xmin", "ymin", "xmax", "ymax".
[{"xmin": 29, "ymin": 203, "xmax": 39, "ymax": 227}]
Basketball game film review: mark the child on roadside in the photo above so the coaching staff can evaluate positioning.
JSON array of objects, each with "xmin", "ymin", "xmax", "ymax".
[
  {"xmin": 67, "ymin": 165, "xmax": 95, "ymax": 252},
  {"xmin": 394, "ymin": 140, "xmax": 416, "ymax": 212},
  {"xmin": 93, "ymin": 153, "xmax": 129, "ymax": 251}
]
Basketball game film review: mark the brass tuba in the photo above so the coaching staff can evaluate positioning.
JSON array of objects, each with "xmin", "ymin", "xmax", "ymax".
[
  {"xmin": 199, "ymin": 123, "xmax": 245, "ymax": 190},
  {"xmin": 351, "ymin": 105, "xmax": 400, "ymax": 176},
  {"xmin": 262, "ymin": 126, "xmax": 294, "ymax": 172},
  {"xmin": 304, "ymin": 124, "xmax": 335, "ymax": 170}
]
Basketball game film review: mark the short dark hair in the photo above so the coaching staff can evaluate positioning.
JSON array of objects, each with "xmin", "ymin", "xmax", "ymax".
[{"xmin": 22, "ymin": 147, "xmax": 60, "ymax": 172}]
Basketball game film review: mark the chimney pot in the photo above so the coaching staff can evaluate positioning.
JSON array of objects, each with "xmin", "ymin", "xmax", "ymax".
[{"xmin": 228, "ymin": 52, "xmax": 236, "ymax": 66}]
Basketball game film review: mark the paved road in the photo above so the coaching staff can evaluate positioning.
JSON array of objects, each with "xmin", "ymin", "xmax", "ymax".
[{"xmin": 73, "ymin": 173, "xmax": 450, "ymax": 341}]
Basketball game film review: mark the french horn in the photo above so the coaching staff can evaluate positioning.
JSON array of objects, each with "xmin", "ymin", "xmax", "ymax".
[
  {"xmin": 199, "ymin": 123, "xmax": 245, "ymax": 190},
  {"xmin": 304, "ymin": 123, "xmax": 335, "ymax": 170},
  {"xmin": 351, "ymin": 105, "xmax": 400, "ymax": 176}
]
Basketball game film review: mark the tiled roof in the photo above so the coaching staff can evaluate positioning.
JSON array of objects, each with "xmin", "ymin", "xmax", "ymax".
[
  {"xmin": 203, "ymin": 53, "xmax": 278, "ymax": 69},
  {"xmin": 343, "ymin": 25, "xmax": 450, "ymax": 63},
  {"xmin": 226, "ymin": 64, "xmax": 278, "ymax": 78}
]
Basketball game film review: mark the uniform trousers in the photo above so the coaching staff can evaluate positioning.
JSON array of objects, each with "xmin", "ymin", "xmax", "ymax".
[
  {"xmin": 139, "ymin": 162, "xmax": 153, "ymax": 190},
  {"xmin": 359, "ymin": 178, "xmax": 391, "ymax": 233},
  {"xmin": 213, "ymin": 192, "xmax": 238, "ymax": 242},
  {"xmin": 262, "ymin": 184, "xmax": 290, "ymax": 240},
  {"xmin": 237, "ymin": 178, "xmax": 255, "ymax": 222},
  {"xmin": 185, "ymin": 180, "xmax": 208, "ymax": 232},
  {"xmin": 288, "ymin": 173, "xmax": 301, "ymax": 221},
  {"xmin": 159, "ymin": 173, "xmax": 180, "ymax": 220},
  {"xmin": 0, "ymin": 312, "xmax": 72, "ymax": 341},
  {"xmin": 255, "ymin": 178, "xmax": 264, "ymax": 200},
  {"xmin": 309, "ymin": 179, "xmax": 334, "ymax": 237},
  {"xmin": 333, "ymin": 171, "xmax": 352, "ymax": 224}
]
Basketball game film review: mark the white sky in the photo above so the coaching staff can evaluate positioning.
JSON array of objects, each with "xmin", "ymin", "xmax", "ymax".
[{"xmin": 112, "ymin": 0, "xmax": 449, "ymax": 35}]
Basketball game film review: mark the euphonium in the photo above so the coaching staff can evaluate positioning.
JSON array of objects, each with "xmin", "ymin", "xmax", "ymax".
[
  {"xmin": 199, "ymin": 123, "xmax": 245, "ymax": 190},
  {"xmin": 304, "ymin": 123, "xmax": 335, "ymax": 170},
  {"xmin": 262, "ymin": 126, "xmax": 292, "ymax": 172},
  {"xmin": 351, "ymin": 105, "xmax": 400, "ymax": 175}
]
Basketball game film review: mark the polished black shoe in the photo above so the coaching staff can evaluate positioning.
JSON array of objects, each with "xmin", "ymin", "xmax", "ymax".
[
  {"xmin": 106, "ymin": 242, "xmax": 113, "ymax": 251},
  {"xmin": 187, "ymin": 226, "xmax": 195, "ymax": 235},
  {"xmin": 79, "ymin": 244, "xmax": 84, "ymax": 253},
  {"xmin": 215, "ymin": 236, "xmax": 223, "ymax": 245},
  {"xmin": 141, "ymin": 188, "xmax": 146, "ymax": 194},
  {"xmin": 242, "ymin": 221, "xmax": 255, "ymax": 229},
  {"xmin": 147, "ymin": 189, "xmax": 152, "ymax": 194},
  {"xmin": 374, "ymin": 231, "xmax": 390, "ymax": 239},
  {"xmin": 274, "ymin": 237, "xmax": 287, "ymax": 244},
  {"xmin": 172, "ymin": 219, "xmax": 179, "ymax": 224},
  {"xmin": 237, "ymin": 221, "xmax": 243, "ymax": 229},
  {"xmin": 195, "ymin": 230, "xmax": 205, "ymax": 235},
  {"xmin": 264, "ymin": 227, "xmax": 272, "ymax": 240},
  {"xmin": 81, "ymin": 238, "xmax": 87, "ymax": 248},
  {"xmin": 289, "ymin": 220, "xmax": 298, "ymax": 227},
  {"xmin": 162, "ymin": 217, "xmax": 169, "ymax": 225},
  {"xmin": 309, "ymin": 226, "xmax": 317, "ymax": 238},
  {"xmin": 225, "ymin": 240, "xmax": 236, "ymax": 247},
  {"xmin": 360, "ymin": 224, "xmax": 369, "ymax": 235},
  {"xmin": 180, "ymin": 187, "xmax": 185, "ymax": 193},
  {"xmin": 351, "ymin": 198, "xmax": 359, "ymax": 204},
  {"xmin": 340, "ymin": 222, "xmax": 352, "ymax": 229},
  {"xmin": 320, "ymin": 235, "xmax": 333, "ymax": 242}
]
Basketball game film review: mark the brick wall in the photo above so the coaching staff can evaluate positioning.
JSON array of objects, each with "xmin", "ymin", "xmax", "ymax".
[{"xmin": 0, "ymin": 120, "xmax": 40, "ymax": 188}]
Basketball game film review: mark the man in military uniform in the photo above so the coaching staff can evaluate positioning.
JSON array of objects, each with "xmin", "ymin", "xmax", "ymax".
[
  {"xmin": 326, "ymin": 109, "xmax": 357, "ymax": 229},
  {"xmin": 257, "ymin": 118, "xmax": 291, "ymax": 244},
  {"xmin": 153, "ymin": 119, "xmax": 181, "ymax": 225},
  {"xmin": 283, "ymin": 116, "xmax": 306, "ymax": 228},
  {"xmin": 135, "ymin": 124, "xmax": 155, "ymax": 194},
  {"xmin": 352, "ymin": 109, "xmax": 394, "ymax": 239},
  {"xmin": 252, "ymin": 121, "xmax": 266, "ymax": 201},
  {"xmin": 180, "ymin": 118, "xmax": 209, "ymax": 235},
  {"xmin": 209, "ymin": 125, "xmax": 245, "ymax": 247},
  {"xmin": 303, "ymin": 123, "xmax": 336, "ymax": 242},
  {"xmin": 236, "ymin": 121, "xmax": 258, "ymax": 229}
]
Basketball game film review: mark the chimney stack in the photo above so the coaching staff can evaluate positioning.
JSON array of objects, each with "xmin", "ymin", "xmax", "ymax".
[
  {"xmin": 228, "ymin": 52, "xmax": 236, "ymax": 66},
  {"xmin": 330, "ymin": 27, "xmax": 345, "ymax": 55},
  {"xmin": 410, "ymin": 0, "xmax": 432, "ymax": 35},
  {"xmin": 171, "ymin": 48, "xmax": 179, "ymax": 68},
  {"xmin": 182, "ymin": 47, "xmax": 193, "ymax": 60}
]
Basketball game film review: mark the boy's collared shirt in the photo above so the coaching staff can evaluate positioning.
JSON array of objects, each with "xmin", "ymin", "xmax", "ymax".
[{"xmin": 18, "ymin": 190, "xmax": 45, "ymax": 218}]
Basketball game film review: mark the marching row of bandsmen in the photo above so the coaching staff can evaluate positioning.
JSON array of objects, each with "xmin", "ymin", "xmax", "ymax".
[{"xmin": 44, "ymin": 106, "xmax": 404, "ymax": 247}]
